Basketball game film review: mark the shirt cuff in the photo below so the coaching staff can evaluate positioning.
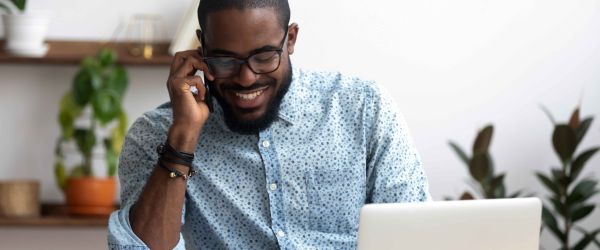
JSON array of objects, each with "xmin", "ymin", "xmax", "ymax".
[{"xmin": 107, "ymin": 203, "xmax": 186, "ymax": 249}]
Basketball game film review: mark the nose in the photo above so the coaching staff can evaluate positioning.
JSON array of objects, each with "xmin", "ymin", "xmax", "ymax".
[{"xmin": 233, "ymin": 63, "xmax": 259, "ymax": 87}]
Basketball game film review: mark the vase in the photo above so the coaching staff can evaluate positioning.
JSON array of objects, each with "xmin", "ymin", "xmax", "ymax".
[{"xmin": 2, "ymin": 12, "xmax": 50, "ymax": 57}]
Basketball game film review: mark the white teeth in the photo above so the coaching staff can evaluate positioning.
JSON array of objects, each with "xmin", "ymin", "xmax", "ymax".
[{"xmin": 235, "ymin": 90, "xmax": 264, "ymax": 100}]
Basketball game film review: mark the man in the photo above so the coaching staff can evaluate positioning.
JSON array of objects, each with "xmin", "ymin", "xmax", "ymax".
[{"xmin": 108, "ymin": 0, "xmax": 430, "ymax": 249}]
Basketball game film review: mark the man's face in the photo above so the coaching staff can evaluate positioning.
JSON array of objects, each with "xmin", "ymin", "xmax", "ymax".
[{"xmin": 201, "ymin": 8, "xmax": 298, "ymax": 134}]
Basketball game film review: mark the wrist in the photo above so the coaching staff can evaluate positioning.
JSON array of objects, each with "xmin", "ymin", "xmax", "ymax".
[{"xmin": 167, "ymin": 125, "xmax": 201, "ymax": 152}]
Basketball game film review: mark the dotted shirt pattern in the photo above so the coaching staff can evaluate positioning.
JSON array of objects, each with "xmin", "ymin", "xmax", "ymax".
[{"xmin": 107, "ymin": 68, "xmax": 431, "ymax": 250}]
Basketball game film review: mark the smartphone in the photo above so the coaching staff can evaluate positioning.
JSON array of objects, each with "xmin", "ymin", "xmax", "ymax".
[{"xmin": 191, "ymin": 68, "xmax": 214, "ymax": 113}]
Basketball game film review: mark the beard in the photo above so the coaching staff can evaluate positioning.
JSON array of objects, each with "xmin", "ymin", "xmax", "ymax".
[{"xmin": 208, "ymin": 61, "xmax": 293, "ymax": 135}]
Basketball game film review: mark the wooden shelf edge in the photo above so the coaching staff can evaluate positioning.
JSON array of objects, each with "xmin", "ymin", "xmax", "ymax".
[
  {"xmin": 0, "ymin": 40, "xmax": 173, "ymax": 66},
  {"xmin": 0, "ymin": 203, "xmax": 118, "ymax": 227}
]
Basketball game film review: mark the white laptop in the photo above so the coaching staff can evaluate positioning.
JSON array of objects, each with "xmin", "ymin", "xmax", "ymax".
[{"xmin": 357, "ymin": 197, "xmax": 542, "ymax": 250}]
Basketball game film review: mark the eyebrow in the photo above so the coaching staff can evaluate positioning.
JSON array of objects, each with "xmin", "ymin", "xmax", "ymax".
[{"xmin": 208, "ymin": 44, "xmax": 281, "ymax": 58}]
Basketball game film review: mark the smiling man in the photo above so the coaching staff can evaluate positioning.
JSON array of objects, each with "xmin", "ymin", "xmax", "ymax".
[{"xmin": 108, "ymin": 0, "xmax": 430, "ymax": 249}]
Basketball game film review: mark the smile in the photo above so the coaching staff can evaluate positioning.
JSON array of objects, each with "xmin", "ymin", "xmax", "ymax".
[{"xmin": 234, "ymin": 87, "xmax": 268, "ymax": 100}]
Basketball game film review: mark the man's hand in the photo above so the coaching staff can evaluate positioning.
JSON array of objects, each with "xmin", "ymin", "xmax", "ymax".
[{"xmin": 166, "ymin": 50, "xmax": 215, "ymax": 152}]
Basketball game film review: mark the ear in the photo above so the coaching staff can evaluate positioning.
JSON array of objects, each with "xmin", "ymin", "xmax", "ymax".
[
  {"xmin": 196, "ymin": 29, "xmax": 207, "ymax": 52},
  {"xmin": 286, "ymin": 23, "xmax": 299, "ymax": 55},
  {"xmin": 196, "ymin": 29, "xmax": 202, "ymax": 40}
]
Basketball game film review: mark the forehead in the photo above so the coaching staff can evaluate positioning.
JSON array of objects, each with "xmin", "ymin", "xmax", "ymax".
[{"xmin": 203, "ymin": 8, "xmax": 284, "ymax": 53}]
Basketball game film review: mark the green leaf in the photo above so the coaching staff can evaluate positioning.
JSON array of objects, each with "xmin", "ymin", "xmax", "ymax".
[
  {"xmin": 91, "ymin": 89, "xmax": 121, "ymax": 125},
  {"xmin": 536, "ymin": 172, "xmax": 561, "ymax": 197},
  {"xmin": 104, "ymin": 139, "xmax": 118, "ymax": 177},
  {"xmin": 73, "ymin": 69, "xmax": 102, "ymax": 105},
  {"xmin": 473, "ymin": 125, "xmax": 493, "ymax": 155},
  {"xmin": 106, "ymin": 65, "xmax": 128, "ymax": 98},
  {"xmin": 98, "ymin": 48, "xmax": 117, "ymax": 67},
  {"xmin": 58, "ymin": 109, "xmax": 74, "ymax": 139},
  {"xmin": 550, "ymin": 196, "xmax": 566, "ymax": 218},
  {"xmin": 489, "ymin": 174, "xmax": 506, "ymax": 198},
  {"xmin": 469, "ymin": 153, "xmax": 490, "ymax": 182},
  {"xmin": 571, "ymin": 147, "xmax": 600, "ymax": 181},
  {"xmin": 58, "ymin": 91, "xmax": 82, "ymax": 139},
  {"xmin": 73, "ymin": 129, "xmax": 96, "ymax": 157},
  {"xmin": 567, "ymin": 180, "xmax": 598, "ymax": 205},
  {"xmin": 492, "ymin": 182, "xmax": 506, "ymax": 198},
  {"xmin": 572, "ymin": 229, "xmax": 600, "ymax": 250},
  {"xmin": 111, "ymin": 126, "xmax": 125, "ymax": 155},
  {"xmin": 571, "ymin": 205, "xmax": 595, "ymax": 223},
  {"xmin": 449, "ymin": 141, "xmax": 469, "ymax": 166},
  {"xmin": 109, "ymin": 111, "xmax": 128, "ymax": 154},
  {"xmin": 573, "ymin": 235, "xmax": 594, "ymax": 250},
  {"xmin": 118, "ymin": 111, "xmax": 128, "ymax": 135},
  {"xmin": 551, "ymin": 168, "xmax": 569, "ymax": 192},
  {"xmin": 509, "ymin": 191, "xmax": 521, "ymax": 198},
  {"xmin": 70, "ymin": 165, "xmax": 86, "ymax": 178},
  {"xmin": 80, "ymin": 56, "xmax": 98, "ymax": 71},
  {"xmin": 542, "ymin": 205, "xmax": 565, "ymax": 242},
  {"xmin": 0, "ymin": 4, "xmax": 10, "ymax": 13},
  {"xmin": 12, "ymin": 0, "xmax": 25, "ymax": 11},
  {"xmin": 54, "ymin": 160, "xmax": 67, "ymax": 192},
  {"xmin": 552, "ymin": 125, "xmax": 577, "ymax": 164},
  {"xmin": 576, "ymin": 117, "xmax": 593, "ymax": 145}
]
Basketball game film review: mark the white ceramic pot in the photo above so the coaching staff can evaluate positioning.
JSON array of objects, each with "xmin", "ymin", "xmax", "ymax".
[{"xmin": 3, "ymin": 13, "xmax": 49, "ymax": 57}]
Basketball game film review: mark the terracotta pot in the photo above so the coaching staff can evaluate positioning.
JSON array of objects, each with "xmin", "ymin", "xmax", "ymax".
[{"xmin": 66, "ymin": 177, "xmax": 116, "ymax": 216}]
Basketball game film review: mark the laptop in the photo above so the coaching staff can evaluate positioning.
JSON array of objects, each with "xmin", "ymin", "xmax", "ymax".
[{"xmin": 357, "ymin": 197, "xmax": 542, "ymax": 250}]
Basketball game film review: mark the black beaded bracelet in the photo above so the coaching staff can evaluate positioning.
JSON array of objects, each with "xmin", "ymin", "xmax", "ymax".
[{"xmin": 157, "ymin": 160, "xmax": 196, "ymax": 180}]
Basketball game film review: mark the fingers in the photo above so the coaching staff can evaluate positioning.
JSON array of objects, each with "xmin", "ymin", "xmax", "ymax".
[
  {"xmin": 184, "ymin": 76, "xmax": 207, "ymax": 103},
  {"xmin": 184, "ymin": 76, "xmax": 211, "ymax": 113},
  {"xmin": 170, "ymin": 50, "xmax": 215, "ymax": 81},
  {"xmin": 169, "ymin": 75, "xmax": 204, "ymax": 99}
]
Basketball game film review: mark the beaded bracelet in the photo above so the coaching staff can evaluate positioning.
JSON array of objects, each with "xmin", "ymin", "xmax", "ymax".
[{"xmin": 157, "ymin": 160, "xmax": 197, "ymax": 180}]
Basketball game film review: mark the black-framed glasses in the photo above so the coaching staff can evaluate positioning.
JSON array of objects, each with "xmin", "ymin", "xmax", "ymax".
[{"xmin": 202, "ymin": 30, "xmax": 288, "ymax": 79}]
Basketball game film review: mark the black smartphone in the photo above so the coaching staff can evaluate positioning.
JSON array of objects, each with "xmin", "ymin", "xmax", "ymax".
[
  {"xmin": 203, "ymin": 74, "xmax": 214, "ymax": 113},
  {"xmin": 199, "ymin": 46, "xmax": 214, "ymax": 113}
]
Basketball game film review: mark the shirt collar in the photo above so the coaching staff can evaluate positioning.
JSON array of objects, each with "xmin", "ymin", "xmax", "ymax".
[{"xmin": 276, "ymin": 67, "xmax": 303, "ymax": 126}]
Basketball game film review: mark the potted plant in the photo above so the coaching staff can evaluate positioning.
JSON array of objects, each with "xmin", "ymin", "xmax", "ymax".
[
  {"xmin": 447, "ymin": 125, "xmax": 523, "ymax": 200},
  {"xmin": 54, "ymin": 48, "xmax": 128, "ymax": 216},
  {"xmin": 0, "ymin": 0, "xmax": 50, "ymax": 57},
  {"xmin": 537, "ymin": 106, "xmax": 600, "ymax": 249}
]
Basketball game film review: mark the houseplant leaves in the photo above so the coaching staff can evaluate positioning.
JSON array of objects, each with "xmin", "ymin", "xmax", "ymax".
[
  {"xmin": 552, "ymin": 125, "xmax": 577, "ymax": 165},
  {"xmin": 538, "ymin": 106, "xmax": 600, "ymax": 249}
]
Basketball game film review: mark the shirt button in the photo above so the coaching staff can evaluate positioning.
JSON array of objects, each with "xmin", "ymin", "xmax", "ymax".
[
  {"xmin": 269, "ymin": 183, "xmax": 277, "ymax": 191},
  {"xmin": 276, "ymin": 230, "xmax": 285, "ymax": 238},
  {"xmin": 262, "ymin": 140, "xmax": 270, "ymax": 148}
]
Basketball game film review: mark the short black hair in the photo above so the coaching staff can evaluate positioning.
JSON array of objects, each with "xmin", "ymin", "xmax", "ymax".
[{"xmin": 197, "ymin": 0, "xmax": 290, "ymax": 33}]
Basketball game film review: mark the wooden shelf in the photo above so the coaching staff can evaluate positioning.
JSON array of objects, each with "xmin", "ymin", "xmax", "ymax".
[
  {"xmin": 0, "ymin": 203, "xmax": 117, "ymax": 227},
  {"xmin": 0, "ymin": 40, "xmax": 173, "ymax": 66}
]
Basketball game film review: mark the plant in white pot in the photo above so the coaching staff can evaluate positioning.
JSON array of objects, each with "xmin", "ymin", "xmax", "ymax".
[
  {"xmin": 0, "ymin": 0, "xmax": 50, "ymax": 57},
  {"xmin": 54, "ymin": 48, "xmax": 128, "ymax": 216}
]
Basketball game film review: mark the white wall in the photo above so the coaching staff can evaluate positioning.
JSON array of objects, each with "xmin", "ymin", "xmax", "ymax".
[{"xmin": 1, "ymin": 0, "xmax": 599, "ymax": 249}]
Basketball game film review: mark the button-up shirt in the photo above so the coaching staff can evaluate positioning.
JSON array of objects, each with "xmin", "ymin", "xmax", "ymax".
[{"xmin": 108, "ymin": 68, "xmax": 431, "ymax": 249}]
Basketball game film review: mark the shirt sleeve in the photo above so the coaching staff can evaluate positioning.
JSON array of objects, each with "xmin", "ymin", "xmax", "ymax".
[
  {"xmin": 364, "ymin": 83, "xmax": 432, "ymax": 203},
  {"xmin": 107, "ymin": 113, "xmax": 186, "ymax": 249}
]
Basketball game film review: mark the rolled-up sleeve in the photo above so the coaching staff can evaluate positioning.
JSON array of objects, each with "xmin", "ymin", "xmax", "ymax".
[{"xmin": 107, "ymin": 112, "xmax": 186, "ymax": 249}]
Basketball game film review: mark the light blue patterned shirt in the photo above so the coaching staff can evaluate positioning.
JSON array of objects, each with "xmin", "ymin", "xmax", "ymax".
[{"xmin": 108, "ymin": 68, "xmax": 430, "ymax": 249}]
